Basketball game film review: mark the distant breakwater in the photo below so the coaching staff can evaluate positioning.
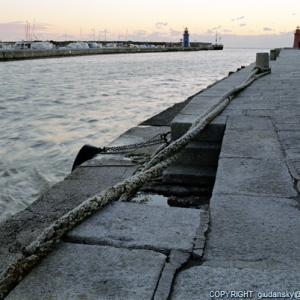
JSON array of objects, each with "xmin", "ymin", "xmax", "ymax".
[{"xmin": 0, "ymin": 47, "xmax": 210, "ymax": 61}]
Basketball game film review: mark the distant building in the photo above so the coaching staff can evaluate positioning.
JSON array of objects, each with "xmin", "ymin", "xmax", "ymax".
[
  {"xmin": 182, "ymin": 28, "xmax": 190, "ymax": 47},
  {"xmin": 293, "ymin": 26, "xmax": 300, "ymax": 49}
]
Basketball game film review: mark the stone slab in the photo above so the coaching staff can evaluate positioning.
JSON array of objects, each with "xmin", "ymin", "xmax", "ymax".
[
  {"xmin": 0, "ymin": 160, "xmax": 139, "ymax": 276},
  {"xmin": 174, "ymin": 141, "xmax": 221, "ymax": 166},
  {"xmin": 226, "ymin": 100, "xmax": 276, "ymax": 110},
  {"xmin": 66, "ymin": 164, "xmax": 138, "ymax": 182},
  {"xmin": 277, "ymin": 131, "xmax": 300, "ymax": 149},
  {"xmin": 235, "ymin": 90, "xmax": 263, "ymax": 98},
  {"xmin": 285, "ymin": 149, "xmax": 300, "ymax": 160},
  {"xmin": 188, "ymin": 94, "xmax": 222, "ymax": 105},
  {"xmin": 290, "ymin": 160, "xmax": 300, "ymax": 176},
  {"xmin": 28, "ymin": 164, "xmax": 136, "ymax": 219},
  {"xmin": 180, "ymin": 102, "xmax": 218, "ymax": 115},
  {"xmin": 171, "ymin": 115, "xmax": 226, "ymax": 142},
  {"xmin": 275, "ymin": 123, "xmax": 300, "ymax": 131},
  {"xmin": 225, "ymin": 115, "xmax": 274, "ymax": 131},
  {"xmin": 25, "ymin": 164, "xmax": 138, "ymax": 221},
  {"xmin": 285, "ymin": 159, "xmax": 300, "ymax": 181},
  {"xmin": 220, "ymin": 130, "xmax": 284, "ymax": 159},
  {"xmin": 201, "ymin": 259, "xmax": 298, "ymax": 271},
  {"xmin": 213, "ymin": 158, "xmax": 297, "ymax": 198},
  {"xmin": 66, "ymin": 202, "xmax": 200, "ymax": 254},
  {"xmin": 274, "ymin": 101, "xmax": 300, "ymax": 110},
  {"xmin": 244, "ymin": 109, "xmax": 275, "ymax": 117},
  {"xmin": 171, "ymin": 266, "xmax": 300, "ymax": 300},
  {"xmin": 195, "ymin": 89, "xmax": 232, "ymax": 97},
  {"xmin": 219, "ymin": 108, "xmax": 247, "ymax": 117},
  {"xmin": 208, "ymin": 81, "xmax": 246, "ymax": 91},
  {"xmin": 6, "ymin": 243, "xmax": 166, "ymax": 300},
  {"xmin": 274, "ymin": 110, "xmax": 300, "ymax": 124},
  {"xmin": 205, "ymin": 194, "xmax": 300, "ymax": 267}
]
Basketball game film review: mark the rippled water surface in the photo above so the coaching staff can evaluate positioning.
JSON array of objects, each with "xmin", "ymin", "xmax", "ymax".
[{"xmin": 0, "ymin": 48, "xmax": 268, "ymax": 222}]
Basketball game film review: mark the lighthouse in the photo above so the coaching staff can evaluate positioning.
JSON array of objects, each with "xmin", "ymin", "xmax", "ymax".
[
  {"xmin": 182, "ymin": 27, "xmax": 190, "ymax": 48},
  {"xmin": 293, "ymin": 26, "xmax": 300, "ymax": 49}
]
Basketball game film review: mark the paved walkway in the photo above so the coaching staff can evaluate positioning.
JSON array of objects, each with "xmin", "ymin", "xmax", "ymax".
[
  {"xmin": 172, "ymin": 49, "xmax": 300, "ymax": 299},
  {"xmin": 2, "ymin": 49, "xmax": 300, "ymax": 299}
]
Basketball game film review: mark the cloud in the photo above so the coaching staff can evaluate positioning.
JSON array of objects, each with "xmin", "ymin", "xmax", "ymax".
[
  {"xmin": 128, "ymin": 30, "xmax": 169, "ymax": 42},
  {"xmin": 0, "ymin": 21, "xmax": 53, "ymax": 31},
  {"xmin": 139, "ymin": 23, "xmax": 169, "ymax": 41},
  {"xmin": 0, "ymin": 21, "xmax": 56, "ymax": 41},
  {"xmin": 155, "ymin": 22, "xmax": 168, "ymax": 29},
  {"xmin": 148, "ymin": 31, "xmax": 167, "ymax": 38},
  {"xmin": 169, "ymin": 29, "xmax": 181, "ymax": 36},
  {"xmin": 232, "ymin": 16, "xmax": 244, "ymax": 21},
  {"xmin": 133, "ymin": 30, "xmax": 147, "ymax": 36},
  {"xmin": 0, "ymin": 21, "xmax": 26, "ymax": 27},
  {"xmin": 263, "ymin": 27, "xmax": 273, "ymax": 31},
  {"xmin": 205, "ymin": 26, "xmax": 222, "ymax": 35},
  {"xmin": 239, "ymin": 23, "xmax": 247, "ymax": 27},
  {"xmin": 280, "ymin": 30, "xmax": 293, "ymax": 34},
  {"xmin": 56, "ymin": 34, "xmax": 77, "ymax": 40},
  {"xmin": 222, "ymin": 29, "xmax": 232, "ymax": 33},
  {"xmin": 205, "ymin": 29, "xmax": 215, "ymax": 35}
]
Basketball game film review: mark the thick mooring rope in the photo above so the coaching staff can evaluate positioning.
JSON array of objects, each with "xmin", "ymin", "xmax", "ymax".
[
  {"xmin": 0, "ymin": 66, "xmax": 270, "ymax": 299},
  {"xmin": 143, "ymin": 67, "xmax": 270, "ymax": 171}
]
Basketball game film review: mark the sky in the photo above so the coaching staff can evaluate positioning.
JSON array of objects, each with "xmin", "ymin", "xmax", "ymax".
[{"xmin": 0, "ymin": 0, "xmax": 299, "ymax": 48}]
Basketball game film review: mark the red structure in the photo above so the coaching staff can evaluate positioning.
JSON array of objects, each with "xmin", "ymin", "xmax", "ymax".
[{"xmin": 293, "ymin": 26, "xmax": 300, "ymax": 49}]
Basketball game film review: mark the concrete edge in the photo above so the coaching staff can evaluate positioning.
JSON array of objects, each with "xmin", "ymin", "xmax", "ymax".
[{"xmin": 153, "ymin": 250, "xmax": 190, "ymax": 300}]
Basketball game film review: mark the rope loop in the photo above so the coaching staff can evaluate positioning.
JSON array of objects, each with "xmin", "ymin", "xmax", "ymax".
[{"xmin": 252, "ymin": 66, "xmax": 271, "ymax": 74}]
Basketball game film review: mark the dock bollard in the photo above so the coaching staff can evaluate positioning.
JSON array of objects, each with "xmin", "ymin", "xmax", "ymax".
[
  {"xmin": 256, "ymin": 52, "xmax": 269, "ymax": 68},
  {"xmin": 270, "ymin": 49, "xmax": 276, "ymax": 61},
  {"xmin": 275, "ymin": 48, "xmax": 281, "ymax": 57}
]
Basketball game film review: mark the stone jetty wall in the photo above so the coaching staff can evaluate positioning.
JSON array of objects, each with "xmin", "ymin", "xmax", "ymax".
[{"xmin": 0, "ymin": 47, "xmax": 204, "ymax": 61}]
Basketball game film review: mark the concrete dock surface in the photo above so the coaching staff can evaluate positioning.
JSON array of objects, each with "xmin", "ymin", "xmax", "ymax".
[{"xmin": 1, "ymin": 49, "xmax": 300, "ymax": 299}]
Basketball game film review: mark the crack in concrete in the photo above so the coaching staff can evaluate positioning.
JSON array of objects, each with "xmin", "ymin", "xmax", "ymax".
[{"xmin": 153, "ymin": 250, "xmax": 190, "ymax": 300}]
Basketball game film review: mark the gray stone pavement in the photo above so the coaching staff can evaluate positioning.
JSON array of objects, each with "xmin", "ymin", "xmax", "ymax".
[
  {"xmin": 2, "ymin": 49, "xmax": 300, "ymax": 299},
  {"xmin": 171, "ymin": 49, "xmax": 300, "ymax": 299}
]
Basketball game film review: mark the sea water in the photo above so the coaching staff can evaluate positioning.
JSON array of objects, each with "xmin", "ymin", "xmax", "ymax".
[{"xmin": 0, "ymin": 48, "xmax": 269, "ymax": 222}]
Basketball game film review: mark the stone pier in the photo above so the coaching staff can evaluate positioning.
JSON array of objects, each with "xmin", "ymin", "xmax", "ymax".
[{"xmin": 1, "ymin": 49, "xmax": 300, "ymax": 299}]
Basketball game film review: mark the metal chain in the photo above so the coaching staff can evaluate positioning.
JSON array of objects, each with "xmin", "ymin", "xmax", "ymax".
[{"xmin": 98, "ymin": 132, "xmax": 170, "ymax": 153}]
